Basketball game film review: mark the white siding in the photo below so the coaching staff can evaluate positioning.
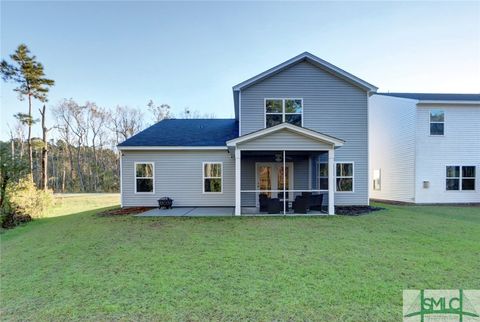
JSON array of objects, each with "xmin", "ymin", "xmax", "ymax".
[
  {"xmin": 122, "ymin": 150, "xmax": 235, "ymax": 207},
  {"xmin": 415, "ymin": 104, "xmax": 480, "ymax": 203},
  {"xmin": 369, "ymin": 95, "xmax": 417, "ymax": 202}
]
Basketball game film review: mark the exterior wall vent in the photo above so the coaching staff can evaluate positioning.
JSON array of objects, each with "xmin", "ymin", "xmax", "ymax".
[{"xmin": 423, "ymin": 181, "xmax": 430, "ymax": 189}]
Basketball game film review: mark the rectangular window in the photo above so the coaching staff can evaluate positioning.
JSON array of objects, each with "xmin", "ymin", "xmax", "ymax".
[
  {"xmin": 430, "ymin": 110, "xmax": 444, "ymax": 135},
  {"xmin": 373, "ymin": 169, "xmax": 381, "ymax": 191},
  {"xmin": 446, "ymin": 166, "xmax": 476, "ymax": 191},
  {"xmin": 265, "ymin": 99, "xmax": 302, "ymax": 128},
  {"xmin": 336, "ymin": 162, "xmax": 354, "ymax": 192},
  {"xmin": 135, "ymin": 162, "xmax": 154, "ymax": 193},
  {"xmin": 203, "ymin": 162, "xmax": 222, "ymax": 193},
  {"xmin": 316, "ymin": 162, "xmax": 328, "ymax": 190}
]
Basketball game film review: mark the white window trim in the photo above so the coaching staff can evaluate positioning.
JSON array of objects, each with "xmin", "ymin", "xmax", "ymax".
[
  {"xmin": 202, "ymin": 161, "xmax": 223, "ymax": 194},
  {"xmin": 134, "ymin": 162, "xmax": 155, "ymax": 194},
  {"xmin": 335, "ymin": 161, "xmax": 355, "ymax": 193},
  {"xmin": 445, "ymin": 165, "xmax": 476, "ymax": 192},
  {"xmin": 316, "ymin": 161, "xmax": 329, "ymax": 191},
  {"xmin": 429, "ymin": 109, "xmax": 445, "ymax": 136},
  {"xmin": 264, "ymin": 98, "xmax": 304, "ymax": 128}
]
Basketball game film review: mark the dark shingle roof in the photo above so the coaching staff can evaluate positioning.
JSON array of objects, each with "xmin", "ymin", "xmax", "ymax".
[
  {"xmin": 118, "ymin": 119, "xmax": 239, "ymax": 147},
  {"xmin": 376, "ymin": 92, "xmax": 480, "ymax": 101}
]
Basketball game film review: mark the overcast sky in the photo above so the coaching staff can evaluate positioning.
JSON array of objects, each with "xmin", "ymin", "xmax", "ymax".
[{"xmin": 1, "ymin": 1, "xmax": 479, "ymax": 140}]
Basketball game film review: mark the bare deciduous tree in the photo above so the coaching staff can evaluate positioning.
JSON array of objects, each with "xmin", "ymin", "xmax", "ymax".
[
  {"xmin": 147, "ymin": 100, "xmax": 172, "ymax": 123},
  {"xmin": 178, "ymin": 107, "xmax": 216, "ymax": 119},
  {"xmin": 110, "ymin": 105, "xmax": 144, "ymax": 143}
]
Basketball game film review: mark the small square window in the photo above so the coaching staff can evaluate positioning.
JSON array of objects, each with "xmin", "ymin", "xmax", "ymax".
[
  {"xmin": 446, "ymin": 179, "xmax": 460, "ymax": 191},
  {"xmin": 285, "ymin": 114, "xmax": 302, "ymax": 126},
  {"xmin": 266, "ymin": 114, "xmax": 282, "ymax": 127},
  {"xmin": 430, "ymin": 110, "xmax": 444, "ymax": 122},
  {"xmin": 285, "ymin": 99, "xmax": 302, "ymax": 113},
  {"xmin": 266, "ymin": 100, "xmax": 283, "ymax": 113}
]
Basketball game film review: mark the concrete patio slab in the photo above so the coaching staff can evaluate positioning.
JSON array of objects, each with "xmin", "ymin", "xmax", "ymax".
[
  {"xmin": 188, "ymin": 207, "xmax": 234, "ymax": 216},
  {"xmin": 135, "ymin": 207, "xmax": 234, "ymax": 217}
]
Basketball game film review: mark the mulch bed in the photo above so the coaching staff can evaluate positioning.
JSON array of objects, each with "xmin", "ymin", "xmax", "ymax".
[
  {"xmin": 97, "ymin": 207, "xmax": 153, "ymax": 217},
  {"xmin": 335, "ymin": 206, "xmax": 384, "ymax": 216}
]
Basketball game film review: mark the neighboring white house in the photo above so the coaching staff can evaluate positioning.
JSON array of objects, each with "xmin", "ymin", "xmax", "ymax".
[{"xmin": 369, "ymin": 93, "xmax": 480, "ymax": 204}]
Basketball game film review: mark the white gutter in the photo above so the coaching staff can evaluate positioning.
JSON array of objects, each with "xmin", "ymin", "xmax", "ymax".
[
  {"xmin": 417, "ymin": 100, "xmax": 480, "ymax": 105},
  {"xmin": 117, "ymin": 146, "xmax": 228, "ymax": 151}
]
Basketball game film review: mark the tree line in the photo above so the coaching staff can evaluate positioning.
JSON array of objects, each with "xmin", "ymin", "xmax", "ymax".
[{"xmin": 1, "ymin": 44, "xmax": 215, "ymax": 198}]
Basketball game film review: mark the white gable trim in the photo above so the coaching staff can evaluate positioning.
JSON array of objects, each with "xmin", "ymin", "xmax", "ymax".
[
  {"xmin": 226, "ymin": 123, "xmax": 344, "ymax": 148},
  {"xmin": 232, "ymin": 52, "xmax": 378, "ymax": 93}
]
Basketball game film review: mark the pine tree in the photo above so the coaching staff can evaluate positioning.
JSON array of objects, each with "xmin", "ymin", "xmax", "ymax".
[{"xmin": 1, "ymin": 44, "xmax": 54, "ymax": 177}]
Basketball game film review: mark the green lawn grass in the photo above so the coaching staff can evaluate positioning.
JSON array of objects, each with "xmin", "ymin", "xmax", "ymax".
[{"xmin": 1, "ymin": 195, "xmax": 479, "ymax": 321}]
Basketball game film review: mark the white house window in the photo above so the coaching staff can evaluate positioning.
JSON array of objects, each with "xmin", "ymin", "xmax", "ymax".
[
  {"xmin": 135, "ymin": 162, "xmax": 154, "ymax": 193},
  {"xmin": 446, "ymin": 166, "xmax": 476, "ymax": 191},
  {"xmin": 462, "ymin": 166, "xmax": 476, "ymax": 190},
  {"xmin": 430, "ymin": 110, "xmax": 444, "ymax": 135},
  {"xmin": 316, "ymin": 162, "xmax": 328, "ymax": 190},
  {"xmin": 203, "ymin": 162, "xmax": 222, "ymax": 193},
  {"xmin": 373, "ymin": 169, "xmax": 381, "ymax": 191},
  {"xmin": 336, "ymin": 162, "xmax": 354, "ymax": 192},
  {"xmin": 265, "ymin": 99, "xmax": 302, "ymax": 128}
]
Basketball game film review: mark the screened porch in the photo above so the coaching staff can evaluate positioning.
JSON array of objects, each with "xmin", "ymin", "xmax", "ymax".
[{"xmin": 238, "ymin": 150, "xmax": 333, "ymax": 215}]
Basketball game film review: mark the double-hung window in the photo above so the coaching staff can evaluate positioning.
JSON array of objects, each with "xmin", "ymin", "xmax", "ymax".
[
  {"xmin": 336, "ymin": 162, "xmax": 354, "ymax": 192},
  {"xmin": 265, "ymin": 99, "xmax": 302, "ymax": 128},
  {"xmin": 446, "ymin": 166, "xmax": 476, "ymax": 191},
  {"xmin": 316, "ymin": 162, "xmax": 328, "ymax": 190},
  {"xmin": 430, "ymin": 110, "xmax": 444, "ymax": 135},
  {"xmin": 135, "ymin": 162, "xmax": 154, "ymax": 193},
  {"xmin": 203, "ymin": 162, "xmax": 223, "ymax": 193}
]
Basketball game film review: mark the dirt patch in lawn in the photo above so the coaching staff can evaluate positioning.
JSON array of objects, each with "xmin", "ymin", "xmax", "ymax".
[
  {"xmin": 97, "ymin": 207, "xmax": 153, "ymax": 217},
  {"xmin": 335, "ymin": 206, "xmax": 384, "ymax": 216}
]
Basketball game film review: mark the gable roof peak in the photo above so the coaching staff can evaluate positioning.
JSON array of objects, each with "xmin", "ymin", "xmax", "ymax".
[{"xmin": 232, "ymin": 51, "xmax": 377, "ymax": 93}]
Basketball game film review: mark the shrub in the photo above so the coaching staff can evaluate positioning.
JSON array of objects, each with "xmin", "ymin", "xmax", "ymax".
[
  {"xmin": 1, "ymin": 209, "xmax": 32, "ymax": 229},
  {"xmin": 3, "ymin": 177, "xmax": 54, "ymax": 219}
]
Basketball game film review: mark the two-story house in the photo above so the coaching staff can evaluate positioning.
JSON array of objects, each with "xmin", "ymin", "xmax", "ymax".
[
  {"xmin": 117, "ymin": 52, "xmax": 378, "ymax": 215},
  {"xmin": 369, "ymin": 93, "xmax": 480, "ymax": 204}
]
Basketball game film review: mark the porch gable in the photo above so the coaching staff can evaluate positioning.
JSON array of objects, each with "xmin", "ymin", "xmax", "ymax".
[{"xmin": 226, "ymin": 123, "xmax": 344, "ymax": 151}]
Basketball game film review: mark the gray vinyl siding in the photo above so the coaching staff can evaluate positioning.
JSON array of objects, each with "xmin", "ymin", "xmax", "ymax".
[
  {"xmin": 121, "ymin": 150, "xmax": 235, "ymax": 207},
  {"xmin": 240, "ymin": 61, "xmax": 369, "ymax": 205},
  {"xmin": 237, "ymin": 129, "xmax": 333, "ymax": 150}
]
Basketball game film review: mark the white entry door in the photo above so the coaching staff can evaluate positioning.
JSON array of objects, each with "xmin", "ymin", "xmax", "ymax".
[{"xmin": 255, "ymin": 162, "xmax": 294, "ymax": 206}]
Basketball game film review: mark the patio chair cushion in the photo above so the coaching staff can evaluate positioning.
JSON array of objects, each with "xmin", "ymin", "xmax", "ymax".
[
  {"xmin": 259, "ymin": 194, "xmax": 269, "ymax": 212},
  {"xmin": 308, "ymin": 194, "xmax": 324, "ymax": 211},
  {"xmin": 267, "ymin": 198, "xmax": 282, "ymax": 214},
  {"xmin": 292, "ymin": 196, "xmax": 308, "ymax": 214}
]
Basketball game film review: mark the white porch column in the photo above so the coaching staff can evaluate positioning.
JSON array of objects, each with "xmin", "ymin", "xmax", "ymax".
[
  {"xmin": 328, "ymin": 149, "xmax": 335, "ymax": 215},
  {"xmin": 235, "ymin": 149, "xmax": 241, "ymax": 216}
]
